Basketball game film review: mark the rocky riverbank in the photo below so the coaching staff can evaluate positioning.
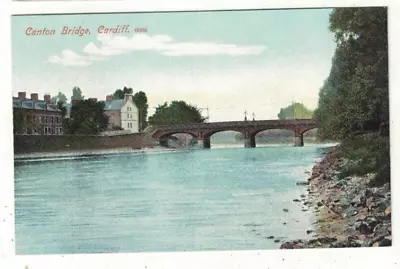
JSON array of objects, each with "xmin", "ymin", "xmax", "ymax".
[{"xmin": 280, "ymin": 145, "xmax": 392, "ymax": 249}]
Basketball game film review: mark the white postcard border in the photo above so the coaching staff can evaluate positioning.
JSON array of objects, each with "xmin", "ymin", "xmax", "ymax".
[{"xmin": 1, "ymin": 0, "xmax": 399, "ymax": 268}]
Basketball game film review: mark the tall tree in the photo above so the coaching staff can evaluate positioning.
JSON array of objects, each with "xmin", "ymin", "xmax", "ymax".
[
  {"xmin": 51, "ymin": 92, "xmax": 68, "ymax": 104},
  {"xmin": 13, "ymin": 108, "xmax": 26, "ymax": 134},
  {"xmin": 148, "ymin": 101, "xmax": 205, "ymax": 126},
  {"xmin": 132, "ymin": 91, "xmax": 149, "ymax": 131},
  {"xmin": 71, "ymin": 87, "xmax": 84, "ymax": 101},
  {"xmin": 313, "ymin": 7, "xmax": 388, "ymax": 139},
  {"xmin": 67, "ymin": 99, "xmax": 109, "ymax": 135}
]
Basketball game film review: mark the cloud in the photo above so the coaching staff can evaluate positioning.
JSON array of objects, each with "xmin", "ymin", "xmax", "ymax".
[
  {"xmin": 47, "ymin": 49, "xmax": 107, "ymax": 67},
  {"xmin": 48, "ymin": 34, "xmax": 266, "ymax": 66}
]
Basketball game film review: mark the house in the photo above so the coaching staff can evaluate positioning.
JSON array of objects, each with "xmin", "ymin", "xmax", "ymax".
[
  {"xmin": 13, "ymin": 92, "xmax": 63, "ymax": 135},
  {"xmin": 104, "ymin": 94, "xmax": 139, "ymax": 133}
]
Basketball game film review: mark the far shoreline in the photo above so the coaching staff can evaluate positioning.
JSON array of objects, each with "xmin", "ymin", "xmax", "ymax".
[{"xmin": 14, "ymin": 142, "xmax": 337, "ymax": 161}]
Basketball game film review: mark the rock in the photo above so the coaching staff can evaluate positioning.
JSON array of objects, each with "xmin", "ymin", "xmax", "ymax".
[
  {"xmin": 283, "ymin": 208, "xmax": 289, "ymax": 212},
  {"xmin": 300, "ymin": 194, "xmax": 306, "ymax": 198},
  {"xmin": 296, "ymin": 181, "xmax": 309, "ymax": 186},
  {"xmin": 357, "ymin": 214, "xmax": 367, "ymax": 221},
  {"xmin": 355, "ymin": 217, "xmax": 381, "ymax": 234},
  {"xmin": 373, "ymin": 223, "xmax": 391, "ymax": 237},
  {"xmin": 355, "ymin": 221, "xmax": 372, "ymax": 234},
  {"xmin": 351, "ymin": 194, "xmax": 365, "ymax": 207},
  {"xmin": 280, "ymin": 242, "xmax": 303, "ymax": 249},
  {"xmin": 293, "ymin": 199, "xmax": 301, "ymax": 202},
  {"xmin": 372, "ymin": 237, "xmax": 391, "ymax": 247},
  {"xmin": 303, "ymin": 201, "xmax": 311, "ymax": 206},
  {"xmin": 384, "ymin": 207, "xmax": 391, "ymax": 217},
  {"xmin": 306, "ymin": 230, "xmax": 313, "ymax": 234},
  {"xmin": 317, "ymin": 201, "xmax": 323, "ymax": 207},
  {"xmin": 274, "ymin": 239, "xmax": 280, "ymax": 243},
  {"xmin": 283, "ymin": 222, "xmax": 287, "ymax": 225},
  {"xmin": 266, "ymin": 236, "xmax": 274, "ymax": 239}
]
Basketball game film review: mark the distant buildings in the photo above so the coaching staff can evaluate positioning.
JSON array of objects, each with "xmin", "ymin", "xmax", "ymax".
[
  {"xmin": 13, "ymin": 92, "xmax": 64, "ymax": 135},
  {"xmin": 104, "ymin": 94, "xmax": 139, "ymax": 133}
]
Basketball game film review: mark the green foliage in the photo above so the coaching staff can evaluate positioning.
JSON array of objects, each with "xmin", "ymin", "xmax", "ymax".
[
  {"xmin": 13, "ymin": 108, "xmax": 26, "ymax": 134},
  {"xmin": 112, "ymin": 86, "xmax": 133, "ymax": 100},
  {"xmin": 51, "ymin": 92, "xmax": 68, "ymax": 104},
  {"xmin": 148, "ymin": 101, "xmax": 205, "ymax": 125},
  {"xmin": 67, "ymin": 99, "xmax": 109, "ymax": 135},
  {"xmin": 337, "ymin": 135, "xmax": 390, "ymax": 186},
  {"xmin": 112, "ymin": 125, "xmax": 124, "ymax": 131},
  {"xmin": 133, "ymin": 91, "xmax": 149, "ymax": 131},
  {"xmin": 57, "ymin": 101, "xmax": 67, "ymax": 118},
  {"xmin": 71, "ymin": 87, "xmax": 84, "ymax": 101},
  {"xmin": 278, "ymin": 103, "xmax": 313, "ymax": 119},
  {"xmin": 314, "ymin": 7, "xmax": 388, "ymax": 140}
]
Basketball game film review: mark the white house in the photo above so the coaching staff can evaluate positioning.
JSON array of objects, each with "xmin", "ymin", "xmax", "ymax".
[{"xmin": 104, "ymin": 94, "xmax": 139, "ymax": 133}]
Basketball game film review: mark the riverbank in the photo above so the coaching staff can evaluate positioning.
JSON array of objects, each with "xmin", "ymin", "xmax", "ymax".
[
  {"xmin": 14, "ymin": 146, "xmax": 180, "ymax": 160},
  {"xmin": 280, "ymin": 144, "xmax": 392, "ymax": 249}
]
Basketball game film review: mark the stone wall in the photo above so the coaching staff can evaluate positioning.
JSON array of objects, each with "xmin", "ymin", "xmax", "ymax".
[{"xmin": 14, "ymin": 133, "xmax": 153, "ymax": 154}]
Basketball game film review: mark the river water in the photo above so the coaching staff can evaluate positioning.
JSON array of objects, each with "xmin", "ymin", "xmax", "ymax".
[{"xmin": 14, "ymin": 144, "xmax": 332, "ymax": 254}]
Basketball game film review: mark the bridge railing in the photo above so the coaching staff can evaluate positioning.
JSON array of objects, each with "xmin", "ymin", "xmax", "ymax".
[{"xmin": 149, "ymin": 119, "xmax": 315, "ymax": 131}]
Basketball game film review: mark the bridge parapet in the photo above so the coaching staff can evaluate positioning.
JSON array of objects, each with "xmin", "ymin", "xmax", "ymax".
[{"xmin": 149, "ymin": 118, "xmax": 317, "ymax": 148}]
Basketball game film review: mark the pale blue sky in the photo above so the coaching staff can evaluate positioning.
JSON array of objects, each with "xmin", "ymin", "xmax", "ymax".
[{"xmin": 12, "ymin": 9, "xmax": 336, "ymax": 121}]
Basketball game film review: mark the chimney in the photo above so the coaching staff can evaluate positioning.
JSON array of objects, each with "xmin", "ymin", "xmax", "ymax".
[
  {"xmin": 106, "ymin": 95, "xmax": 113, "ymax": 101},
  {"xmin": 18, "ymin": 92, "xmax": 26, "ymax": 100},
  {"xmin": 44, "ymin": 94, "xmax": 51, "ymax": 103},
  {"xmin": 31, "ymin": 93, "xmax": 38, "ymax": 101},
  {"xmin": 124, "ymin": 94, "xmax": 132, "ymax": 102}
]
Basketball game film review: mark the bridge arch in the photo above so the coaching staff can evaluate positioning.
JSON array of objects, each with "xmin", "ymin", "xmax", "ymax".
[
  {"xmin": 158, "ymin": 131, "xmax": 198, "ymax": 148},
  {"xmin": 206, "ymin": 130, "xmax": 246, "ymax": 148},
  {"xmin": 254, "ymin": 128, "xmax": 295, "ymax": 145}
]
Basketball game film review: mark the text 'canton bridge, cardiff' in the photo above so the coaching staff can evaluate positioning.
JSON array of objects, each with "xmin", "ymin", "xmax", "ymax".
[{"xmin": 149, "ymin": 119, "xmax": 317, "ymax": 148}]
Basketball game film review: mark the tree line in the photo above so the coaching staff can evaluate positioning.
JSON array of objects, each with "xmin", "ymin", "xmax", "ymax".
[
  {"xmin": 313, "ymin": 7, "xmax": 388, "ymax": 139},
  {"xmin": 313, "ymin": 7, "xmax": 389, "ymax": 186},
  {"xmin": 13, "ymin": 85, "xmax": 206, "ymax": 135}
]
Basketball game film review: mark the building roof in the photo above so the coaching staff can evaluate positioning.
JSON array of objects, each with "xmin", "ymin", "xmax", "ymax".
[
  {"xmin": 104, "ymin": 99, "xmax": 125, "ymax": 111},
  {"xmin": 12, "ymin": 97, "xmax": 62, "ymax": 112}
]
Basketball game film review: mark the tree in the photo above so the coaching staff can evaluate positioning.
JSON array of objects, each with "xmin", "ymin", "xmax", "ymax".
[
  {"xmin": 71, "ymin": 87, "xmax": 84, "ymax": 101},
  {"xmin": 133, "ymin": 91, "xmax": 149, "ymax": 131},
  {"xmin": 51, "ymin": 92, "xmax": 67, "ymax": 104},
  {"xmin": 148, "ymin": 101, "xmax": 205, "ymax": 126},
  {"xmin": 112, "ymin": 87, "xmax": 133, "ymax": 100},
  {"xmin": 313, "ymin": 7, "xmax": 388, "ymax": 139},
  {"xmin": 13, "ymin": 108, "xmax": 26, "ymax": 134},
  {"xmin": 277, "ymin": 103, "xmax": 313, "ymax": 119},
  {"xmin": 67, "ymin": 99, "xmax": 109, "ymax": 135}
]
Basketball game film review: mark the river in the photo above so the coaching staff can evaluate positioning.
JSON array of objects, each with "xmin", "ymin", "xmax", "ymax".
[{"xmin": 14, "ymin": 144, "xmax": 333, "ymax": 254}]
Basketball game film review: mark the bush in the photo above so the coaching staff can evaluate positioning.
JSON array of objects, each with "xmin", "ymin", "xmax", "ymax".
[{"xmin": 337, "ymin": 134, "xmax": 390, "ymax": 186}]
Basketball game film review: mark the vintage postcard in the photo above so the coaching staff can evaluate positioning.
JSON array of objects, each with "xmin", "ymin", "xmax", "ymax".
[{"xmin": 10, "ymin": 5, "xmax": 392, "ymax": 259}]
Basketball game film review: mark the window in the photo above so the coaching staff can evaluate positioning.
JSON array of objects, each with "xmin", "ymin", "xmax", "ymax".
[
  {"xmin": 45, "ymin": 116, "xmax": 48, "ymax": 124},
  {"xmin": 33, "ymin": 115, "xmax": 36, "ymax": 123},
  {"xmin": 51, "ymin": 116, "xmax": 54, "ymax": 123},
  {"xmin": 39, "ymin": 115, "xmax": 42, "ymax": 123},
  {"xmin": 127, "ymin": 107, "xmax": 131, "ymax": 111}
]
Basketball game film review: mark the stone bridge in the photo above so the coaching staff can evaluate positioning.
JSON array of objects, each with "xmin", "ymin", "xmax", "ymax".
[{"xmin": 149, "ymin": 119, "xmax": 317, "ymax": 148}]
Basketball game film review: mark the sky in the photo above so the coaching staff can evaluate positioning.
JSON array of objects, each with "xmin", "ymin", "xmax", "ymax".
[{"xmin": 12, "ymin": 9, "xmax": 336, "ymax": 122}]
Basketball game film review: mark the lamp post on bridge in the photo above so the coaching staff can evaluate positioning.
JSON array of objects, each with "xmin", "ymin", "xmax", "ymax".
[
  {"xmin": 252, "ymin": 112, "xmax": 255, "ymax": 121},
  {"xmin": 244, "ymin": 110, "xmax": 248, "ymax": 121}
]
